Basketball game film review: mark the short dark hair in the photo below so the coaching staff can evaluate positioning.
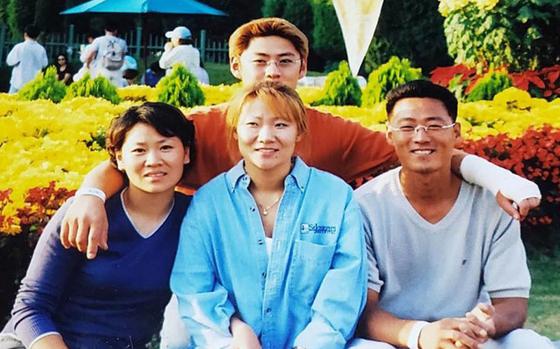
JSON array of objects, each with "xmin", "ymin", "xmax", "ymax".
[
  {"xmin": 106, "ymin": 102, "xmax": 195, "ymax": 170},
  {"xmin": 24, "ymin": 24, "xmax": 40, "ymax": 39},
  {"xmin": 386, "ymin": 80, "xmax": 458, "ymax": 121},
  {"xmin": 104, "ymin": 21, "xmax": 118, "ymax": 33},
  {"xmin": 178, "ymin": 38, "xmax": 194, "ymax": 46}
]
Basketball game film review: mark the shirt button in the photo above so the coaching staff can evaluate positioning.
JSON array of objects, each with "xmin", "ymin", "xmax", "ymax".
[
  {"xmin": 250, "ymin": 207, "xmax": 256, "ymax": 212},
  {"xmin": 266, "ymin": 308, "xmax": 272, "ymax": 314},
  {"xmin": 261, "ymin": 272, "xmax": 266, "ymax": 278},
  {"xmin": 257, "ymin": 239, "xmax": 264, "ymax": 245}
]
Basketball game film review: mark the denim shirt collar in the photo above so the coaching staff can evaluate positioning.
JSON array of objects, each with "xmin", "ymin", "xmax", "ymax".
[{"xmin": 226, "ymin": 156, "xmax": 309, "ymax": 193}]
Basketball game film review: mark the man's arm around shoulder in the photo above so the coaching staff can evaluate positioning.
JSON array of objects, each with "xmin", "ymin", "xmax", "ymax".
[{"xmin": 60, "ymin": 160, "xmax": 125, "ymax": 259}]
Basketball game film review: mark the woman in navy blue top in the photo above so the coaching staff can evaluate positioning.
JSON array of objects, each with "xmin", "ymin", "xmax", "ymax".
[{"xmin": 2, "ymin": 102, "xmax": 194, "ymax": 349}]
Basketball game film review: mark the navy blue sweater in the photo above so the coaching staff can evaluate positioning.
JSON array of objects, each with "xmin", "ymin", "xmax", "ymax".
[{"xmin": 7, "ymin": 191, "xmax": 190, "ymax": 348}]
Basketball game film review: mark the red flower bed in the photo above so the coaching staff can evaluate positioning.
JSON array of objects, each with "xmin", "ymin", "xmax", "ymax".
[
  {"xmin": 431, "ymin": 64, "xmax": 560, "ymax": 100},
  {"xmin": 510, "ymin": 65, "xmax": 560, "ymax": 99},
  {"xmin": 461, "ymin": 125, "xmax": 560, "ymax": 252}
]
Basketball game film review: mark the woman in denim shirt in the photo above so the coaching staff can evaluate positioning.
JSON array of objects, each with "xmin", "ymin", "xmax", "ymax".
[{"xmin": 171, "ymin": 81, "xmax": 367, "ymax": 349}]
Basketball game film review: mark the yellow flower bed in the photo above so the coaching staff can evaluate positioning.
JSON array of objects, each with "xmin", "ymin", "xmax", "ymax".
[{"xmin": 0, "ymin": 87, "xmax": 558, "ymax": 233}]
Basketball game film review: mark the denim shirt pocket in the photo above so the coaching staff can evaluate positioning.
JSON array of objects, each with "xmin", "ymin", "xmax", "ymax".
[{"xmin": 288, "ymin": 239, "xmax": 336, "ymax": 305}]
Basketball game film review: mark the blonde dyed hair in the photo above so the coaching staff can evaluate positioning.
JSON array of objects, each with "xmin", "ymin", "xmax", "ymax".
[
  {"xmin": 228, "ymin": 17, "xmax": 309, "ymax": 61},
  {"xmin": 226, "ymin": 81, "xmax": 308, "ymax": 146}
]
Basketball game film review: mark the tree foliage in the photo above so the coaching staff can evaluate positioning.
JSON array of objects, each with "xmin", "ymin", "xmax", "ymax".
[
  {"xmin": 7, "ymin": 0, "xmax": 35, "ymax": 36},
  {"xmin": 364, "ymin": 0, "xmax": 452, "ymax": 74},
  {"xmin": 34, "ymin": 0, "xmax": 66, "ymax": 33},
  {"xmin": 204, "ymin": 0, "xmax": 264, "ymax": 30},
  {"xmin": 441, "ymin": 0, "xmax": 560, "ymax": 72},
  {"xmin": 309, "ymin": 0, "xmax": 345, "ymax": 65},
  {"xmin": 262, "ymin": 0, "xmax": 313, "ymax": 39},
  {"xmin": 307, "ymin": 0, "xmax": 451, "ymax": 74},
  {"xmin": 0, "ymin": 0, "xmax": 9, "ymax": 25}
]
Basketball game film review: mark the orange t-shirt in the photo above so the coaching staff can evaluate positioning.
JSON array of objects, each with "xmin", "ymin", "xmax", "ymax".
[{"xmin": 179, "ymin": 105, "xmax": 397, "ymax": 191}]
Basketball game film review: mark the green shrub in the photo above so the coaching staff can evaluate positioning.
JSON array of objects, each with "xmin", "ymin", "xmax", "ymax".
[
  {"xmin": 362, "ymin": 56, "xmax": 422, "ymax": 107},
  {"xmin": 466, "ymin": 71, "xmax": 512, "ymax": 102},
  {"xmin": 65, "ymin": 73, "xmax": 121, "ymax": 104},
  {"xmin": 312, "ymin": 60, "xmax": 361, "ymax": 106},
  {"xmin": 17, "ymin": 66, "xmax": 67, "ymax": 103},
  {"xmin": 156, "ymin": 65, "xmax": 205, "ymax": 108}
]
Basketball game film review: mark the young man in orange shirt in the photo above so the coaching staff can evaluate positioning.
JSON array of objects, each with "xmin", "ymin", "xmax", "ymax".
[{"xmin": 61, "ymin": 18, "xmax": 539, "ymax": 259}]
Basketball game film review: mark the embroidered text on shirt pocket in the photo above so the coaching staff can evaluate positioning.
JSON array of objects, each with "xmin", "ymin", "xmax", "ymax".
[{"xmin": 288, "ymin": 239, "xmax": 336, "ymax": 305}]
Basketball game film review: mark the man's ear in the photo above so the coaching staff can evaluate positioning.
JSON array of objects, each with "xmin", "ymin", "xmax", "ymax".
[
  {"xmin": 385, "ymin": 120, "xmax": 395, "ymax": 146},
  {"xmin": 453, "ymin": 121, "xmax": 463, "ymax": 146},
  {"xmin": 386, "ymin": 129, "xmax": 395, "ymax": 147},
  {"xmin": 230, "ymin": 57, "xmax": 242, "ymax": 80},
  {"xmin": 183, "ymin": 147, "xmax": 191, "ymax": 165},
  {"xmin": 116, "ymin": 152, "xmax": 124, "ymax": 171},
  {"xmin": 298, "ymin": 58, "xmax": 308, "ymax": 80}
]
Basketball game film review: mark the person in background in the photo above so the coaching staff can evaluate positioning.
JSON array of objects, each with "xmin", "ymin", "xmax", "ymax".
[
  {"xmin": 6, "ymin": 24, "xmax": 48, "ymax": 93},
  {"xmin": 85, "ymin": 21, "xmax": 127, "ymax": 87},
  {"xmin": 142, "ymin": 61, "xmax": 166, "ymax": 87},
  {"xmin": 352, "ymin": 80, "xmax": 554, "ymax": 349},
  {"xmin": 0, "ymin": 102, "xmax": 194, "ymax": 349},
  {"xmin": 159, "ymin": 26, "xmax": 201, "ymax": 77},
  {"xmin": 121, "ymin": 55, "xmax": 139, "ymax": 86},
  {"xmin": 73, "ymin": 33, "xmax": 95, "ymax": 82},
  {"xmin": 192, "ymin": 61, "xmax": 210, "ymax": 85},
  {"xmin": 54, "ymin": 53, "xmax": 73, "ymax": 85}
]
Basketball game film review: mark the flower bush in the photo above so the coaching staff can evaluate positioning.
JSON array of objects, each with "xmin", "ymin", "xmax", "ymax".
[
  {"xmin": 18, "ymin": 66, "xmax": 67, "ymax": 103},
  {"xmin": 155, "ymin": 65, "xmax": 205, "ymax": 108},
  {"xmin": 311, "ymin": 61, "xmax": 362, "ymax": 106},
  {"xmin": 461, "ymin": 126, "xmax": 560, "ymax": 252},
  {"xmin": 431, "ymin": 64, "xmax": 560, "ymax": 101},
  {"xmin": 1, "ymin": 87, "xmax": 558, "ymax": 236},
  {"xmin": 1, "ymin": 85, "xmax": 558, "ymax": 322}
]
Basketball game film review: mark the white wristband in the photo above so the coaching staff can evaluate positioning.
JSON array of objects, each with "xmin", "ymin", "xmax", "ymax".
[
  {"xmin": 460, "ymin": 154, "xmax": 541, "ymax": 203},
  {"xmin": 407, "ymin": 321, "xmax": 429, "ymax": 349},
  {"xmin": 75, "ymin": 187, "xmax": 106, "ymax": 203}
]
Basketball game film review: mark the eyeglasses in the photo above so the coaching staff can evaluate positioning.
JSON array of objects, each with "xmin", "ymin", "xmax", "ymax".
[
  {"xmin": 249, "ymin": 58, "xmax": 302, "ymax": 69},
  {"xmin": 387, "ymin": 122, "xmax": 456, "ymax": 134}
]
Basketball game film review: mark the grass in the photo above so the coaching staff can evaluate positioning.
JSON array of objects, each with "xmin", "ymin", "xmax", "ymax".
[
  {"xmin": 526, "ymin": 252, "xmax": 560, "ymax": 340},
  {"xmin": 205, "ymin": 62, "xmax": 237, "ymax": 85}
]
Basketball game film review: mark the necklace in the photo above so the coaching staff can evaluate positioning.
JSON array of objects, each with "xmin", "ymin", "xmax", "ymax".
[{"xmin": 258, "ymin": 196, "xmax": 281, "ymax": 216}]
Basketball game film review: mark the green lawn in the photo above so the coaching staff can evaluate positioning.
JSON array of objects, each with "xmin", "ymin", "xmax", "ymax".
[
  {"xmin": 527, "ymin": 253, "xmax": 560, "ymax": 340},
  {"xmin": 205, "ymin": 62, "xmax": 237, "ymax": 85}
]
